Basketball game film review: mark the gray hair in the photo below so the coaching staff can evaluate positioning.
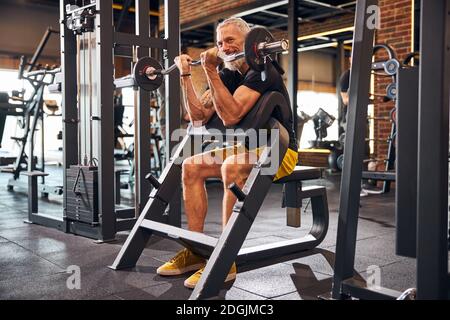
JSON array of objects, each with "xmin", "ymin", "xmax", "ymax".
[{"xmin": 216, "ymin": 17, "xmax": 251, "ymax": 35}]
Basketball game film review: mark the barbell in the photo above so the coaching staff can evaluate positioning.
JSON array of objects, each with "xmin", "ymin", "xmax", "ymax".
[{"xmin": 131, "ymin": 27, "xmax": 289, "ymax": 92}]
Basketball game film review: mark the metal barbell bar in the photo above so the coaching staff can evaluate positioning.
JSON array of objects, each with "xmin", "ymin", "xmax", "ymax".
[
  {"xmin": 114, "ymin": 27, "xmax": 289, "ymax": 92},
  {"xmin": 145, "ymin": 39, "xmax": 289, "ymax": 78}
]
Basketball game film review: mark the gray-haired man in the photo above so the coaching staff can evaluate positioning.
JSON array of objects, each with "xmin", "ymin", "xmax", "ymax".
[{"xmin": 157, "ymin": 18, "xmax": 298, "ymax": 289}]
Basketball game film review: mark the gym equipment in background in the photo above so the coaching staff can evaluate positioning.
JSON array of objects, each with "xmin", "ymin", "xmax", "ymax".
[
  {"xmin": 329, "ymin": 0, "xmax": 449, "ymax": 300},
  {"xmin": 0, "ymin": 28, "xmax": 64, "ymax": 202}
]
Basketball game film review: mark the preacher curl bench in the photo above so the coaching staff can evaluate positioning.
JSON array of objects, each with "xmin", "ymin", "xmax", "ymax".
[{"xmin": 110, "ymin": 91, "xmax": 329, "ymax": 300}]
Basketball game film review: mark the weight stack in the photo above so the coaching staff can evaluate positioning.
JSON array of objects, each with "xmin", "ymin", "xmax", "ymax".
[{"xmin": 66, "ymin": 165, "xmax": 99, "ymax": 224}]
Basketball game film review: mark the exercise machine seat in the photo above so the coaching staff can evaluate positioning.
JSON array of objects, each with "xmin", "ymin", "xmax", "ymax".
[{"xmin": 274, "ymin": 166, "xmax": 322, "ymax": 184}]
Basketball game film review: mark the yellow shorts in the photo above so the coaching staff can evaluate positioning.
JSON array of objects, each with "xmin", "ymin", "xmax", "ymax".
[
  {"xmin": 253, "ymin": 146, "xmax": 298, "ymax": 181},
  {"xmin": 208, "ymin": 144, "xmax": 298, "ymax": 181}
]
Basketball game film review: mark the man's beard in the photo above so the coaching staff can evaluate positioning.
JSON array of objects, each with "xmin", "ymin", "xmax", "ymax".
[{"xmin": 224, "ymin": 58, "xmax": 245, "ymax": 72}]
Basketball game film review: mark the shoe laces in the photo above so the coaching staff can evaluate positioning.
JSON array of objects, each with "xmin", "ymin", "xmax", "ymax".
[
  {"xmin": 194, "ymin": 267, "xmax": 205, "ymax": 276},
  {"xmin": 169, "ymin": 249, "xmax": 189, "ymax": 265}
]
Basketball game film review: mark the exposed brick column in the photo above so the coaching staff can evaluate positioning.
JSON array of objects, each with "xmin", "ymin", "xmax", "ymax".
[{"xmin": 373, "ymin": 0, "xmax": 413, "ymax": 167}]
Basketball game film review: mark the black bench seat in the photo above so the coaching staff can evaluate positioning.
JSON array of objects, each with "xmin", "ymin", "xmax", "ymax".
[{"xmin": 275, "ymin": 166, "xmax": 322, "ymax": 184}]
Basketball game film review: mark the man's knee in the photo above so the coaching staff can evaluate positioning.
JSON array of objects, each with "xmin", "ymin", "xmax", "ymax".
[
  {"xmin": 221, "ymin": 162, "xmax": 244, "ymax": 186},
  {"xmin": 182, "ymin": 158, "xmax": 202, "ymax": 184}
]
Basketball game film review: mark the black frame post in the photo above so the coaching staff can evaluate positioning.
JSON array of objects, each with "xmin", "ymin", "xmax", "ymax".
[
  {"xmin": 96, "ymin": 0, "xmax": 116, "ymax": 241},
  {"xmin": 136, "ymin": 0, "xmax": 151, "ymax": 212},
  {"xmin": 416, "ymin": 0, "xmax": 450, "ymax": 300},
  {"xmin": 288, "ymin": 0, "xmax": 299, "ymax": 141},
  {"xmin": 61, "ymin": 0, "xmax": 78, "ymax": 233},
  {"xmin": 332, "ymin": 0, "xmax": 377, "ymax": 299},
  {"xmin": 164, "ymin": 0, "xmax": 182, "ymax": 227}
]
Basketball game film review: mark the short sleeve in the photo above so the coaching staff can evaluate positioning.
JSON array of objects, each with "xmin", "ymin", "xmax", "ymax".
[
  {"xmin": 241, "ymin": 64, "xmax": 278, "ymax": 95},
  {"xmin": 219, "ymin": 69, "xmax": 240, "ymax": 94}
]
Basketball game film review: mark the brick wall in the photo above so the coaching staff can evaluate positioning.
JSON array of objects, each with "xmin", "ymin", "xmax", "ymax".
[
  {"xmin": 159, "ymin": 0, "xmax": 255, "ymax": 27},
  {"xmin": 161, "ymin": 1, "xmax": 355, "ymax": 40},
  {"xmin": 374, "ymin": 0, "xmax": 413, "ymax": 167},
  {"xmin": 272, "ymin": 12, "xmax": 355, "ymax": 40}
]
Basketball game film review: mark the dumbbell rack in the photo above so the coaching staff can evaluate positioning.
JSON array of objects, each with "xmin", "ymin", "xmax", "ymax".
[
  {"xmin": 361, "ymin": 44, "xmax": 400, "ymax": 194},
  {"xmin": 362, "ymin": 112, "xmax": 396, "ymax": 193}
]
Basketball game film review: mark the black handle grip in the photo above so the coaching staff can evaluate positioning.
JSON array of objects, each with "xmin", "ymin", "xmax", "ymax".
[
  {"xmin": 228, "ymin": 183, "xmax": 246, "ymax": 202},
  {"xmin": 145, "ymin": 173, "xmax": 161, "ymax": 189}
]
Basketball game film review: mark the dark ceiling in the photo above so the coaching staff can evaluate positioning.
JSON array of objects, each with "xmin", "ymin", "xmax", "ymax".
[
  {"xmin": 181, "ymin": 0, "xmax": 356, "ymax": 49},
  {"xmin": 2, "ymin": 0, "xmax": 356, "ymax": 51}
]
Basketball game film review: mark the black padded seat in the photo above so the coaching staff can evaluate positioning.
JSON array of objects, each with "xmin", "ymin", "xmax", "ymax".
[{"xmin": 274, "ymin": 166, "xmax": 322, "ymax": 184}]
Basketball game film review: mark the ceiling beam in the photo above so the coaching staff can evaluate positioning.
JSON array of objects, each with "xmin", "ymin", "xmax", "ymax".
[
  {"xmin": 338, "ymin": 1, "xmax": 357, "ymax": 8},
  {"xmin": 261, "ymin": 10, "xmax": 288, "ymax": 18},
  {"xmin": 181, "ymin": 0, "xmax": 287, "ymax": 32},
  {"xmin": 298, "ymin": 26, "xmax": 354, "ymax": 41},
  {"xmin": 299, "ymin": 0, "xmax": 354, "ymax": 13},
  {"xmin": 268, "ymin": 8, "xmax": 354, "ymax": 29}
]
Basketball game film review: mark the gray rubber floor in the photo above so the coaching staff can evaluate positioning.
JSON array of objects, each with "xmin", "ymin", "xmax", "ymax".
[{"xmin": 0, "ymin": 167, "xmax": 422, "ymax": 300}]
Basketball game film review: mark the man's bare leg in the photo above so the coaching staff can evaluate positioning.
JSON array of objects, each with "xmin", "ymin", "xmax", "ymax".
[
  {"xmin": 183, "ymin": 151, "xmax": 222, "ymax": 232},
  {"xmin": 220, "ymin": 152, "xmax": 257, "ymax": 228}
]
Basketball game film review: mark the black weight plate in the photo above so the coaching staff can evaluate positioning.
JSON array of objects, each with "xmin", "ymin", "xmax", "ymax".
[
  {"xmin": 245, "ymin": 27, "xmax": 275, "ymax": 72},
  {"xmin": 133, "ymin": 57, "xmax": 164, "ymax": 92},
  {"xmin": 0, "ymin": 92, "xmax": 9, "ymax": 103}
]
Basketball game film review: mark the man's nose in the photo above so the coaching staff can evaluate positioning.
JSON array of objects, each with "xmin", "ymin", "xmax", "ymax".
[{"xmin": 222, "ymin": 43, "xmax": 232, "ymax": 54}]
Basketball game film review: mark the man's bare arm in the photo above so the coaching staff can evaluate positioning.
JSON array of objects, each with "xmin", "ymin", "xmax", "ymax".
[
  {"xmin": 206, "ymin": 71, "xmax": 260, "ymax": 126},
  {"xmin": 174, "ymin": 54, "xmax": 215, "ymax": 125},
  {"xmin": 181, "ymin": 77, "xmax": 216, "ymax": 125}
]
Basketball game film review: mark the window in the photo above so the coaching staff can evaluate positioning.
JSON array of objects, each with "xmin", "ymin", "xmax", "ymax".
[
  {"xmin": 0, "ymin": 69, "xmax": 62, "ymax": 154},
  {"xmin": 297, "ymin": 90, "xmax": 339, "ymax": 149}
]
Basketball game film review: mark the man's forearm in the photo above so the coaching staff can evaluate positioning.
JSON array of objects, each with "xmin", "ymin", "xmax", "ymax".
[
  {"xmin": 181, "ymin": 77, "xmax": 209, "ymax": 123},
  {"xmin": 206, "ymin": 70, "xmax": 241, "ymax": 125}
]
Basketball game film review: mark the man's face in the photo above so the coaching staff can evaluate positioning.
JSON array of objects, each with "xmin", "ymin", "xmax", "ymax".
[{"xmin": 216, "ymin": 24, "xmax": 246, "ymax": 71}]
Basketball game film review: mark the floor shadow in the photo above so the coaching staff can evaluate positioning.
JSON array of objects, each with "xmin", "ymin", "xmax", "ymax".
[{"xmin": 284, "ymin": 249, "xmax": 367, "ymax": 300}]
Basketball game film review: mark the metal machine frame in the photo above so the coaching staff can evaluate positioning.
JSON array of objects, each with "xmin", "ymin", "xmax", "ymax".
[
  {"xmin": 23, "ymin": 0, "xmax": 181, "ymax": 241},
  {"xmin": 1, "ymin": 28, "xmax": 63, "ymax": 197},
  {"xmin": 110, "ymin": 92, "xmax": 329, "ymax": 300},
  {"xmin": 331, "ymin": 0, "xmax": 450, "ymax": 300}
]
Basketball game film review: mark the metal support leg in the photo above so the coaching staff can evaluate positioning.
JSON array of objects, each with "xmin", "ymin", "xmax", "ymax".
[
  {"xmin": 165, "ymin": 0, "xmax": 182, "ymax": 228},
  {"xmin": 191, "ymin": 124, "xmax": 288, "ymax": 300},
  {"xmin": 283, "ymin": 181, "xmax": 302, "ymax": 228},
  {"xmin": 96, "ymin": 0, "xmax": 116, "ymax": 242},
  {"xmin": 110, "ymin": 135, "xmax": 189, "ymax": 269},
  {"xmin": 115, "ymin": 170, "xmax": 121, "ymax": 205},
  {"xmin": 28, "ymin": 175, "xmax": 38, "ymax": 215},
  {"xmin": 288, "ymin": 0, "xmax": 299, "ymax": 141},
  {"xmin": 190, "ymin": 170, "xmax": 274, "ymax": 299},
  {"xmin": 332, "ymin": 0, "xmax": 377, "ymax": 299},
  {"xmin": 416, "ymin": 0, "xmax": 450, "ymax": 300}
]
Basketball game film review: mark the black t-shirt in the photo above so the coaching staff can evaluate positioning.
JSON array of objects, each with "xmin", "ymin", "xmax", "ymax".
[
  {"xmin": 338, "ymin": 69, "xmax": 350, "ymax": 129},
  {"xmin": 339, "ymin": 69, "xmax": 350, "ymax": 93},
  {"xmin": 218, "ymin": 64, "xmax": 298, "ymax": 151}
]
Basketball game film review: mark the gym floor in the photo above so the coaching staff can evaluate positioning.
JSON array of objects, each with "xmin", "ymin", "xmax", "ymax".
[{"xmin": 0, "ymin": 168, "xmax": 420, "ymax": 300}]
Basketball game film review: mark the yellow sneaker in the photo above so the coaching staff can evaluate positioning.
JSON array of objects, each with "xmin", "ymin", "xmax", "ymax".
[
  {"xmin": 157, "ymin": 248, "xmax": 206, "ymax": 276},
  {"xmin": 184, "ymin": 262, "xmax": 237, "ymax": 289}
]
